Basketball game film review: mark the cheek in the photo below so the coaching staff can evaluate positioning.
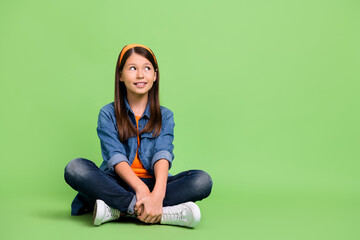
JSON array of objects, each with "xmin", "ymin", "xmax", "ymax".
[
  {"xmin": 147, "ymin": 82, "xmax": 155, "ymax": 89},
  {"xmin": 121, "ymin": 79, "xmax": 133, "ymax": 88},
  {"xmin": 146, "ymin": 72, "xmax": 156, "ymax": 80}
]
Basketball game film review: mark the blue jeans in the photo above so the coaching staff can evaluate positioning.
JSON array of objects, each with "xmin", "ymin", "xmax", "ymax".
[{"xmin": 64, "ymin": 158, "xmax": 213, "ymax": 215}]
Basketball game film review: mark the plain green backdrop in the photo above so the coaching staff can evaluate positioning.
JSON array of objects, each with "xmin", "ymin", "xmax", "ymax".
[{"xmin": 1, "ymin": 0, "xmax": 359, "ymax": 239}]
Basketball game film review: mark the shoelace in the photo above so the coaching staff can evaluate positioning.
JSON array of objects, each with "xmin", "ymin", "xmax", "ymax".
[
  {"xmin": 104, "ymin": 205, "xmax": 120, "ymax": 220},
  {"xmin": 162, "ymin": 205, "xmax": 187, "ymax": 224}
]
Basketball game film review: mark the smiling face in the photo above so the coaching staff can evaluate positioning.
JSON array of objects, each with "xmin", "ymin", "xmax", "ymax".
[{"xmin": 120, "ymin": 53, "xmax": 157, "ymax": 98}]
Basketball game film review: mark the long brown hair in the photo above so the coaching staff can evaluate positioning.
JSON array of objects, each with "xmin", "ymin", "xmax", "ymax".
[{"xmin": 114, "ymin": 46, "xmax": 162, "ymax": 143}]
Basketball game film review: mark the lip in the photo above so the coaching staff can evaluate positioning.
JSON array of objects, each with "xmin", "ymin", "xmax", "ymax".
[{"xmin": 134, "ymin": 82, "xmax": 147, "ymax": 88}]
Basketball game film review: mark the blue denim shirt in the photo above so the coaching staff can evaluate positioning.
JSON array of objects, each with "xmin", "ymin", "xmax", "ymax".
[{"xmin": 97, "ymin": 98, "xmax": 175, "ymax": 176}]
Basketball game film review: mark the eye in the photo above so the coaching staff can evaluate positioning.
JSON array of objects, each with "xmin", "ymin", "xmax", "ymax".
[
  {"xmin": 129, "ymin": 66, "xmax": 136, "ymax": 70},
  {"xmin": 145, "ymin": 66, "xmax": 151, "ymax": 71}
]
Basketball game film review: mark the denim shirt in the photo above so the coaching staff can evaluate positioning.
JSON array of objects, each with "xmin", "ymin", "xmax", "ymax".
[{"xmin": 97, "ymin": 98, "xmax": 175, "ymax": 176}]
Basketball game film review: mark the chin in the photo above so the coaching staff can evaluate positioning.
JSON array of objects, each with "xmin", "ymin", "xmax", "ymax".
[{"xmin": 132, "ymin": 90, "xmax": 150, "ymax": 96}]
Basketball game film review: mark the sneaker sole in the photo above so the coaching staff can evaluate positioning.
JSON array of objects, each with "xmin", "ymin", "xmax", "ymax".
[
  {"xmin": 184, "ymin": 202, "xmax": 201, "ymax": 228},
  {"xmin": 93, "ymin": 199, "xmax": 105, "ymax": 226}
]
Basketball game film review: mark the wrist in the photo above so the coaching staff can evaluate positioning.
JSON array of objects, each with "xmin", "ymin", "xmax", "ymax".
[
  {"xmin": 151, "ymin": 188, "xmax": 165, "ymax": 200},
  {"xmin": 134, "ymin": 182, "xmax": 149, "ymax": 194}
]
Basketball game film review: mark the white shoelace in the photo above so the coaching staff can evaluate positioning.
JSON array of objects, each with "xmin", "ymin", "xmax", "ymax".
[
  {"xmin": 104, "ymin": 205, "xmax": 120, "ymax": 221},
  {"xmin": 162, "ymin": 205, "xmax": 188, "ymax": 225}
]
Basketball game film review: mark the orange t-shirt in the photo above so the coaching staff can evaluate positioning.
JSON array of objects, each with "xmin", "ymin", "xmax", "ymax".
[{"xmin": 131, "ymin": 116, "xmax": 153, "ymax": 178}]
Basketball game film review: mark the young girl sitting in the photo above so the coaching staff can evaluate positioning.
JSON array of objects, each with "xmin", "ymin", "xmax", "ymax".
[{"xmin": 64, "ymin": 44, "xmax": 212, "ymax": 228}]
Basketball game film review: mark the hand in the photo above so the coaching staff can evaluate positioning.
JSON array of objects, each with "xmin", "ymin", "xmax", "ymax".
[
  {"xmin": 134, "ymin": 185, "xmax": 151, "ymax": 215},
  {"xmin": 134, "ymin": 184, "xmax": 150, "ymax": 215},
  {"xmin": 135, "ymin": 185, "xmax": 151, "ymax": 203},
  {"xmin": 135, "ymin": 193, "xmax": 164, "ymax": 224}
]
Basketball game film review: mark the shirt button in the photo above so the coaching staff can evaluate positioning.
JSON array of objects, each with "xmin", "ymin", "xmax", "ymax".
[{"xmin": 139, "ymin": 124, "xmax": 142, "ymax": 127}]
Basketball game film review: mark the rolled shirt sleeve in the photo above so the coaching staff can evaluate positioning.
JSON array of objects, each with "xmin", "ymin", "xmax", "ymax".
[
  {"xmin": 97, "ymin": 107, "xmax": 130, "ymax": 171},
  {"xmin": 150, "ymin": 108, "xmax": 175, "ymax": 170}
]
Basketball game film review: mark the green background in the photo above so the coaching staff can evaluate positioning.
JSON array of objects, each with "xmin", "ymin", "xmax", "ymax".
[{"xmin": 1, "ymin": 0, "xmax": 359, "ymax": 239}]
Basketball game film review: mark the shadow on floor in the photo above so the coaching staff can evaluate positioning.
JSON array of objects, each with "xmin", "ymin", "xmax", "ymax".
[{"xmin": 33, "ymin": 209, "xmax": 153, "ymax": 227}]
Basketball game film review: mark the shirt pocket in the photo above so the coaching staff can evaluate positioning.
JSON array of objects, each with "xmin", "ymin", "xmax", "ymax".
[{"xmin": 139, "ymin": 132, "xmax": 156, "ymax": 159}]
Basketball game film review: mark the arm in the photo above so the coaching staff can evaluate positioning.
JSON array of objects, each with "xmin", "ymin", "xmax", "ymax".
[
  {"xmin": 114, "ymin": 162, "xmax": 150, "ymax": 203},
  {"xmin": 97, "ymin": 106, "xmax": 131, "ymax": 171},
  {"xmin": 152, "ymin": 159, "xmax": 169, "ymax": 198},
  {"xmin": 150, "ymin": 109, "xmax": 175, "ymax": 171},
  {"xmin": 98, "ymin": 105, "xmax": 151, "ymax": 206},
  {"xmin": 135, "ymin": 109, "xmax": 174, "ymax": 223}
]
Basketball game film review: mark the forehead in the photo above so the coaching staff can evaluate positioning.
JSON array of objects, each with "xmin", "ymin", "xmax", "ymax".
[{"xmin": 125, "ymin": 53, "xmax": 152, "ymax": 65}]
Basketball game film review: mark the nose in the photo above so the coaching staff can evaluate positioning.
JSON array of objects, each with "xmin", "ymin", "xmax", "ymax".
[{"xmin": 136, "ymin": 69, "xmax": 144, "ymax": 79}]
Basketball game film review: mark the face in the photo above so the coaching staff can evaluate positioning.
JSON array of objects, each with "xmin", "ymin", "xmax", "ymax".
[{"xmin": 120, "ymin": 53, "xmax": 157, "ymax": 98}]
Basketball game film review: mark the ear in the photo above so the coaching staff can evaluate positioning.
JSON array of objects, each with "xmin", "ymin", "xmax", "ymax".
[
  {"xmin": 153, "ymin": 70, "xmax": 157, "ymax": 82},
  {"xmin": 119, "ymin": 72, "xmax": 123, "ymax": 82}
]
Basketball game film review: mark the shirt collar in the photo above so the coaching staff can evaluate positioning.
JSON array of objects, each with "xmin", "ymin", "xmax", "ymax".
[{"xmin": 124, "ymin": 97, "xmax": 151, "ymax": 119}]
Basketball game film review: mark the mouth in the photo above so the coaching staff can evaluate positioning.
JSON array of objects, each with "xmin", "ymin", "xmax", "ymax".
[{"xmin": 134, "ymin": 82, "xmax": 147, "ymax": 87}]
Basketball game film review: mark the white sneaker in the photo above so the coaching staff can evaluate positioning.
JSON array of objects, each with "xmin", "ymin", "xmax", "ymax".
[
  {"xmin": 161, "ymin": 202, "xmax": 201, "ymax": 228},
  {"xmin": 93, "ymin": 199, "xmax": 121, "ymax": 226}
]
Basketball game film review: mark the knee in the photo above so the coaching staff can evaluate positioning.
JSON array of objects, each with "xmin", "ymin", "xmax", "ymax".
[
  {"xmin": 64, "ymin": 158, "xmax": 91, "ymax": 183},
  {"xmin": 191, "ymin": 170, "xmax": 213, "ymax": 198}
]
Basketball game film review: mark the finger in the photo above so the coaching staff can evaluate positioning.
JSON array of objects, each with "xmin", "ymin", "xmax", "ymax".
[
  {"xmin": 152, "ymin": 215, "xmax": 160, "ymax": 224},
  {"xmin": 138, "ymin": 210, "xmax": 147, "ymax": 222},
  {"xmin": 140, "ymin": 214, "xmax": 149, "ymax": 223},
  {"xmin": 148, "ymin": 215, "xmax": 157, "ymax": 224},
  {"xmin": 152, "ymin": 214, "xmax": 160, "ymax": 224},
  {"xmin": 134, "ymin": 200, "xmax": 144, "ymax": 210},
  {"xmin": 145, "ymin": 216, "xmax": 151, "ymax": 224},
  {"xmin": 134, "ymin": 204, "xmax": 138, "ymax": 214},
  {"xmin": 145, "ymin": 214, "xmax": 154, "ymax": 224},
  {"xmin": 143, "ymin": 212, "xmax": 155, "ymax": 224},
  {"xmin": 155, "ymin": 214, "xmax": 162, "ymax": 224},
  {"xmin": 149, "ymin": 213, "xmax": 161, "ymax": 224},
  {"xmin": 136, "ymin": 205, "xmax": 144, "ymax": 216}
]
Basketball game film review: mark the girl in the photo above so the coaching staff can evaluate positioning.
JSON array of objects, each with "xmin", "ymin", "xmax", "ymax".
[{"xmin": 64, "ymin": 44, "xmax": 212, "ymax": 228}]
